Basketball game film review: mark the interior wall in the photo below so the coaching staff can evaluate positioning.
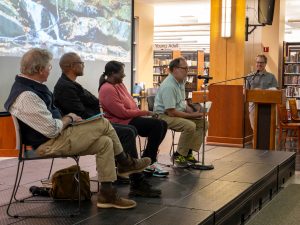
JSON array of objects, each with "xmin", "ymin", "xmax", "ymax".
[
  {"xmin": 245, "ymin": 0, "xmax": 285, "ymax": 81},
  {"xmin": 134, "ymin": 1, "xmax": 154, "ymax": 89},
  {"xmin": 261, "ymin": 0, "xmax": 285, "ymax": 81}
]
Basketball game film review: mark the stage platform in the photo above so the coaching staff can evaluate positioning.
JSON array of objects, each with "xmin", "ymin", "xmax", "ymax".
[{"xmin": 0, "ymin": 146, "xmax": 295, "ymax": 225}]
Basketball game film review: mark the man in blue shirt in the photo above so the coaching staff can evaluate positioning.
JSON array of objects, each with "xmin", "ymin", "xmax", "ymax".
[
  {"xmin": 154, "ymin": 57, "xmax": 208, "ymax": 167},
  {"xmin": 245, "ymin": 54, "xmax": 278, "ymax": 130}
]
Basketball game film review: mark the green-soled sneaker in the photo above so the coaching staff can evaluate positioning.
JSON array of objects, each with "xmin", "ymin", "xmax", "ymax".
[
  {"xmin": 185, "ymin": 153, "xmax": 199, "ymax": 164},
  {"xmin": 172, "ymin": 155, "xmax": 188, "ymax": 168}
]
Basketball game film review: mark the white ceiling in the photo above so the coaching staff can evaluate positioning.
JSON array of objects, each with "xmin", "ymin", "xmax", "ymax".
[{"xmin": 135, "ymin": 0, "xmax": 300, "ymax": 50}]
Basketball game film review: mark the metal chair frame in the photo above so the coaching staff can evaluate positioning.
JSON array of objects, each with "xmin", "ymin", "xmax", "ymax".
[{"xmin": 6, "ymin": 114, "xmax": 82, "ymax": 218}]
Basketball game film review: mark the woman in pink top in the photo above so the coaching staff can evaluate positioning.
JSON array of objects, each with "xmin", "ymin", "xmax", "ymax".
[{"xmin": 99, "ymin": 61, "xmax": 168, "ymax": 177}]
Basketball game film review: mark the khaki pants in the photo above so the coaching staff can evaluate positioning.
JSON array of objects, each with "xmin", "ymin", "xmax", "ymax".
[
  {"xmin": 158, "ymin": 114, "xmax": 208, "ymax": 156},
  {"xmin": 249, "ymin": 106, "xmax": 255, "ymax": 131},
  {"xmin": 37, "ymin": 118, "xmax": 123, "ymax": 182}
]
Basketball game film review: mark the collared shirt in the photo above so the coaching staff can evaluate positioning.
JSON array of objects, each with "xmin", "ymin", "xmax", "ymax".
[
  {"xmin": 245, "ymin": 71, "xmax": 278, "ymax": 111},
  {"xmin": 245, "ymin": 71, "xmax": 278, "ymax": 90},
  {"xmin": 154, "ymin": 74, "xmax": 186, "ymax": 113},
  {"xmin": 9, "ymin": 91, "xmax": 63, "ymax": 138}
]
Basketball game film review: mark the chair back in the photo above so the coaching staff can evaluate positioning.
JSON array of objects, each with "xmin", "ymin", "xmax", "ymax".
[
  {"xmin": 277, "ymin": 105, "xmax": 289, "ymax": 124},
  {"xmin": 147, "ymin": 95, "xmax": 155, "ymax": 112},
  {"xmin": 288, "ymin": 98, "xmax": 298, "ymax": 120},
  {"xmin": 11, "ymin": 115, "xmax": 21, "ymax": 151},
  {"xmin": 11, "ymin": 115, "xmax": 45, "ymax": 159}
]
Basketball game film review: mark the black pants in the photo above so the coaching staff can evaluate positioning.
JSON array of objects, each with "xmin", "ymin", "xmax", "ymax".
[
  {"xmin": 112, "ymin": 123, "xmax": 138, "ymax": 159},
  {"xmin": 112, "ymin": 123, "xmax": 144, "ymax": 181},
  {"xmin": 129, "ymin": 117, "xmax": 168, "ymax": 163}
]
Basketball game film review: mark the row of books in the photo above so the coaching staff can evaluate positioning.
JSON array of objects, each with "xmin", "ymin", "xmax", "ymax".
[
  {"xmin": 153, "ymin": 76, "xmax": 167, "ymax": 83},
  {"xmin": 154, "ymin": 58, "xmax": 172, "ymax": 66},
  {"xmin": 186, "ymin": 60, "xmax": 197, "ymax": 67},
  {"xmin": 153, "ymin": 67, "xmax": 198, "ymax": 75},
  {"xmin": 286, "ymin": 100, "xmax": 300, "ymax": 110},
  {"xmin": 285, "ymin": 52, "xmax": 300, "ymax": 63},
  {"xmin": 153, "ymin": 76, "xmax": 196, "ymax": 85},
  {"xmin": 285, "ymin": 86, "xmax": 300, "ymax": 97},
  {"xmin": 284, "ymin": 76, "xmax": 300, "ymax": 85},
  {"xmin": 153, "ymin": 67, "xmax": 169, "ymax": 74},
  {"xmin": 284, "ymin": 64, "xmax": 300, "ymax": 73}
]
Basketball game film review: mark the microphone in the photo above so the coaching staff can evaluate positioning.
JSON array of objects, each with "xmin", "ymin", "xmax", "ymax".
[
  {"xmin": 251, "ymin": 70, "xmax": 259, "ymax": 81},
  {"xmin": 197, "ymin": 75, "xmax": 213, "ymax": 80}
]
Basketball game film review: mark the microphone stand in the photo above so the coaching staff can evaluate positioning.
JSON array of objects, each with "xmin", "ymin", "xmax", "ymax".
[{"xmin": 190, "ymin": 76, "xmax": 214, "ymax": 170}]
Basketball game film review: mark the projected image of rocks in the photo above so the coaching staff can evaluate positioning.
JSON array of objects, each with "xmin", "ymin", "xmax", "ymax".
[{"xmin": 0, "ymin": 0, "xmax": 131, "ymax": 61}]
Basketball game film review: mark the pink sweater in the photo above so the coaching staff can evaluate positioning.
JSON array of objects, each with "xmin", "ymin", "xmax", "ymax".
[{"xmin": 99, "ymin": 82, "xmax": 148, "ymax": 124}]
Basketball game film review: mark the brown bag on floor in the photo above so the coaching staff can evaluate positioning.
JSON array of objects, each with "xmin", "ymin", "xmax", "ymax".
[{"xmin": 50, "ymin": 165, "xmax": 91, "ymax": 200}]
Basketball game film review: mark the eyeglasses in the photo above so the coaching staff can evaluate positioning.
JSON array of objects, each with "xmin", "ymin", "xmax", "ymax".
[
  {"xmin": 256, "ymin": 61, "xmax": 266, "ymax": 64},
  {"xmin": 176, "ymin": 66, "xmax": 189, "ymax": 72},
  {"xmin": 72, "ymin": 61, "xmax": 85, "ymax": 66},
  {"xmin": 47, "ymin": 64, "xmax": 52, "ymax": 70}
]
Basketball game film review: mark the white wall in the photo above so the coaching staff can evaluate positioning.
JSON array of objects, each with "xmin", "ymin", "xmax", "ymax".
[{"xmin": 0, "ymin": 57, "xmax": 131, "ymax": 111}]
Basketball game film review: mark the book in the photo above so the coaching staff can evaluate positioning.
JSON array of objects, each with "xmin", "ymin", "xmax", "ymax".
[{"xmin": 71, "ymin": 113, "xmax": 104, "ymax": 126}]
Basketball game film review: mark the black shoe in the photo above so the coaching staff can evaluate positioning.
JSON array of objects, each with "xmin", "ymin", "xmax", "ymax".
[
  {"xmin": 113, "ymin": 175, "xmax": 130, "ymax": 185},
  {"xmin": 29, "ymin": 186, "xmax": 51, "ymax": 197},
  {"xmin": 129, "ymin": 180, "xmax": 161, "ymax": 198}
]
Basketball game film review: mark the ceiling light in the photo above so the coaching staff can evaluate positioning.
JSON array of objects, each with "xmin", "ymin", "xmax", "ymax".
[{"xmin": 221, "ymin": 0, "xmax": 232, "ymax": 38}]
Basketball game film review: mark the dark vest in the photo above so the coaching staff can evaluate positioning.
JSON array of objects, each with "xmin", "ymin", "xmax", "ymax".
[{"xmin": 4, "ymin": 76, "xmax": 61, "ymax": 148}]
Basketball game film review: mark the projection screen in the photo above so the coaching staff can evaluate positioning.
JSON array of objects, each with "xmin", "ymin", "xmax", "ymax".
[{"xmin": 0, "ymin": 0, "xmax": 132, "ymax": 110}]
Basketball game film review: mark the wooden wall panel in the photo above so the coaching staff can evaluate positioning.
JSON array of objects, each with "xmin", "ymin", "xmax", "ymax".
[{"xmin": 0, "ymin": 116, "xmax": 18, "ymax": 157}]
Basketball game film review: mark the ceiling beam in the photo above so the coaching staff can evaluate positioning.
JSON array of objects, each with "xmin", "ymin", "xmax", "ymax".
[
  {"xmin": 155, "ymin": 34, "xmax": 209, "ymax": 37},
  {"xmin": 155, "ymin": 23, "xmax": 210, "ymax": 27},
  {"xmin": 155, "ymin": 29, "xmax": 210, "ymax": 33}
]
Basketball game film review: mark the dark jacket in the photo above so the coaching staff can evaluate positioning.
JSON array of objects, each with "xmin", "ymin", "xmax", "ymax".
[
  {"xmin": 4, "ymin": 76, "xmax": 61, "ymax": 148},
  {"xmin": 53, "ymin": 74, "xmax": 100, "ymax": 119}
]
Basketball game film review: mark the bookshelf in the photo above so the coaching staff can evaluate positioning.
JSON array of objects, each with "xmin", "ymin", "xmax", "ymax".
[
  {"xmin": 282, "ymin": 42, "xmax": 300, "ymax": 109},
  {"xmin": 153, "ymin": 51, "xmax": 173, "ymax": 88},
  {"xmin": 153, "ymin": 50, "xmax": 208, "ymax": 99}
]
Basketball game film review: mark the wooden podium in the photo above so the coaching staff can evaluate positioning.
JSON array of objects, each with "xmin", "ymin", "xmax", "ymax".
[
  {"xmin": 246, "ymin": 89, "xmax": 282, "ymax": 150},
  {"xmin": 192, "ymin": 85, "xmax": 252, "ymax": 147}
]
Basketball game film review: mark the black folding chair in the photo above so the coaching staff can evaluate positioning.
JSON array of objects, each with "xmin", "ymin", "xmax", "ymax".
[{"xmin": 3, "ymin": 112, "xmax": 82, "ymax": 218}]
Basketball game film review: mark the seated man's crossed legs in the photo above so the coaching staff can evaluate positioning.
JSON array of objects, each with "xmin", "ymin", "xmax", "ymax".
[
  {"xmin": 158, "ymin": 114, "xmax": 208, "ymax": 167},
  {"xmin": 36, "ymin": 118, "xmax": 151, "ymax": 209}
]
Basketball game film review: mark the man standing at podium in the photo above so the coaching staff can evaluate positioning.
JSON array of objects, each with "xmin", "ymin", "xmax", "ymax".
[{"xmin": 245, "ymin": 54, "xmax": 278, "ymax": 130}]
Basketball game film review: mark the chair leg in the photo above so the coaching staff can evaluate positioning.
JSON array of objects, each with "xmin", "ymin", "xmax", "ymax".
[
  {"xmin": 73, "ymin": 156, "xmax": 81, "ymax": 215},
  {"xmin": 278, "ymin": 128, "xmax": 282, "ymax": 150},
  {"xmin": 298, "ymin": 128, "xmax": 300, "ymax": 151},
  {"xmin": 137, "ymin": 136, "xmax": 142, "ymax": 157},
  {"xmin": 7, "ymin": 160, "xmax": 22, "ymax": 218},
  {"xmin": 13, "ymin": 161, "xmax": 25, "ymax": 202},
  {"xmin": 169, "ymin": 130, "xmax": 176, "ymax": 165},
  {"xmin": 47, "ymin": 158, "xmax": 55, "ymax": 180}
]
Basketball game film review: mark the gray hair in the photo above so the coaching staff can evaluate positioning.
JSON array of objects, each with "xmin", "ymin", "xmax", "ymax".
[{"xmin": 20, "ymin": 48, "xmax": 53, "ymax": 75}]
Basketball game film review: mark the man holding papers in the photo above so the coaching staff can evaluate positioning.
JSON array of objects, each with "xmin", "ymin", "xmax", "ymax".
[{"xmin": 154, "ymin": 57, "xmax": 208, "ymax": 168}]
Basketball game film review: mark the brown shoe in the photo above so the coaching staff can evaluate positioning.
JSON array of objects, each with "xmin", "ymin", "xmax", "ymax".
[
  {"xmin": 97, "ymin": 188, "xmax": 136, "ymax": 209},
  {"xmin": 117, "ymin": 157, "xmax": 151, "ymax": 178}
]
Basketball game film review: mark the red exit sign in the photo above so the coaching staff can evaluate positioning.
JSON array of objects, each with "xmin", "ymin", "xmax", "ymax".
[{"xmin": 263, "ymin": 47, "xmax": 269, "ymax": 52}]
